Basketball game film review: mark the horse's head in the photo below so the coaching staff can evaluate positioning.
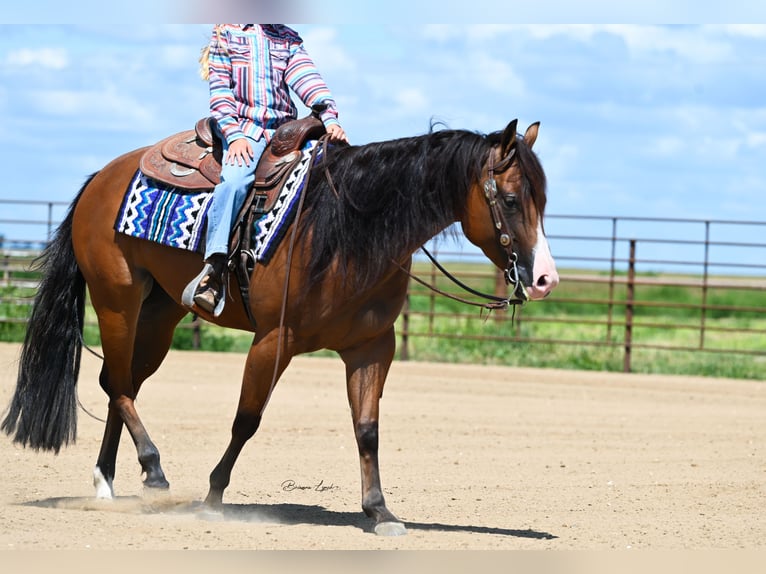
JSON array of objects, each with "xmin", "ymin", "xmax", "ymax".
[{"xmin": 460, "ymin": 120, "xmax": 559, "ymax": 302}]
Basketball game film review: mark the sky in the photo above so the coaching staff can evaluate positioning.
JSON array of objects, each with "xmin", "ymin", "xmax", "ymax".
[{"xmin": 1, "ymin": 2, "xmax": 765, "ymax": 273}]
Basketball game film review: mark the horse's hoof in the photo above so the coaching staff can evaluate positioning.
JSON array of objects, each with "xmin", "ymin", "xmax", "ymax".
[
  {"xmin": 374, "ymin": 521, "xmax": 407, "ymax": 536},
  {"xmin": 143, "ymin": 476, "xmax": 170, "ymax": 490},
  {"xmin": 93, "ymin": 467, "xmax": 114, "ymax": 500}
]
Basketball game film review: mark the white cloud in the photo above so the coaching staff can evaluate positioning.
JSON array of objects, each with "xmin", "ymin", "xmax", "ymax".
[
  {"xmin": 542, "ymin": 142, "xmax": 580, "ymax": 184},
  {"xmin": 472, "ymin": 53, "xmax": 525, "ymax": 96},
  {"xmin": 422, "ymin": 25, "xmax": 457, "ymax": 42},
  {"xmin": 159, "ymin": 44, "xmax": 201, "ymax": 70},
  {"xmin": 6, "ymin": 47, "xmax": 68, "ymax": 69},
  {"xmin": 718, "ymin": 24, "xmax": 766, "ymax": 38},
  {"xmin": 601, "ymin": 25, "xmax": 732, "ymax": 63},
  {"xmin": 466, "ymin": 25, "xmax": 734, "ymax": 64},
  {"xmin": 746, "ymin": 132, "xmax": 766, "ymax": 148},
  {"xmin": 301, "ymin": 26, "xmax": 355, "ymax": 73},
  {"xmin": 29, "ymin": 86, "xmax": 155, "ymax": 130},
  {"xmin": 520, "ymin": 24, "xmax": 599, "ymax": 42},
  {"xmin": 650, "ymin": 136, "xmax": 685, "ymax": 158},
  {"xmin": 393, "ymin": 87, "xmax": 429, "ymax": 114}
]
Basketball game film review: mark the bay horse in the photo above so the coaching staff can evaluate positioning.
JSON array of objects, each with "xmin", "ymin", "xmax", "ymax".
[{"xmin": 2, "ymin": 119, "xmax": 558, "ymax": 536}]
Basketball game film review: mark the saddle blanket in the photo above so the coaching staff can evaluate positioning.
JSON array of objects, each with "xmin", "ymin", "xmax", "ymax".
[{"xmin": 114, "ymin": 141, "xmax": 318, "ymax": 264}]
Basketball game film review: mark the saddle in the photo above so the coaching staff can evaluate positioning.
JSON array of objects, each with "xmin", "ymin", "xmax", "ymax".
[
  {"xmin": 155, "ymin": 108, "xmax": 329, "ymax": 325},
  {"xmin": 139, "ymin": 117, "xmax": 223, "ymax": 191},
  {"xmin": 139, "ymin": 110, "xmax": 327, "ymax": 214}
]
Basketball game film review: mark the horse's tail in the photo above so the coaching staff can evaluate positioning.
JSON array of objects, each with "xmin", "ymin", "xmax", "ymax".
[{"xmin": 1, "ymin": 174, "xmax": 96, "ymax": 453}]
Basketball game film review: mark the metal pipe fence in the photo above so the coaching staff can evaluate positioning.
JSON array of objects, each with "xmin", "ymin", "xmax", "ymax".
[
  {"xmin": 2, "ymin": 203, "xmax": 765, "ymax": 374},
  {"xmin": 399, "ymin": 215, "xmax": 766, "ymax": 372}
]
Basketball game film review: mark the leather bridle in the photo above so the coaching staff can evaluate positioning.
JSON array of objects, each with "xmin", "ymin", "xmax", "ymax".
[
  {"xmin": 403, "ymin": 144, "xmax": 530, "ymax": 310},
  {"xmin": 482, "ymin": 146, "xmax": 528, "ymax": 302}
]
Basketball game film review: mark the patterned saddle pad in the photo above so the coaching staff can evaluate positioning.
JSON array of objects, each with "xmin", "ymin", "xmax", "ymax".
[{"xmin": 114, "ymin": 141, "xmax": 317, "ymax": 265}]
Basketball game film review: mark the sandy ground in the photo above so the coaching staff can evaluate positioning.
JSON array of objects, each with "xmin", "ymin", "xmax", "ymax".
[{"xmin": 0, "ymin": 341, "xmax": 764, "ymax": 551}]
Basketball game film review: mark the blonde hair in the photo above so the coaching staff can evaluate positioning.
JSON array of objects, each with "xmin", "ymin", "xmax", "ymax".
[
  {"xmin": 198, "ymin": 44, "xmax": 210, "ymax": 81},
  {"xmin": 198, "ymin": 25, "xmax": 224, "ymax": 81}
]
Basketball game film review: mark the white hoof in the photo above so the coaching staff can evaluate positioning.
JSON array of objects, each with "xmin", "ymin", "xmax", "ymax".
[
  {"xmin": 93, "ymin": 467, "xmax": 114, "ymax": 500},
  {"xmin": 374, "ymin": 521, "xmax": 407, "ymax": 536}
]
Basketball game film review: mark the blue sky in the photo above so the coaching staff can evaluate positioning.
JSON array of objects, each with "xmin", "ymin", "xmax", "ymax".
[{"xmin": 1, "ymin": 2, "xmax": 765, "ymax": 272}]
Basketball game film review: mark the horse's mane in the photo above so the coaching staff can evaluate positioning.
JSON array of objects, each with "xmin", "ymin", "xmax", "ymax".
[{"xmin": 301, "ymin": 125, "xmax": 545, "ymax": 292}]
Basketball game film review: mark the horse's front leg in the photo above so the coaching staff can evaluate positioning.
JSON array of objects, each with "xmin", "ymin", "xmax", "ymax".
[
  {"xmin": 204, "ymin": 330, "xmax": 292, "ymax": 508},
  {"xmin": 340, "ymin": 328, "xmax": 406, "ymax": 536}
]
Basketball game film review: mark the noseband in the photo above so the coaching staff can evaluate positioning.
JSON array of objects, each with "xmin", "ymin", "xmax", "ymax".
[{"xmin": 483, "ymin": 147, "xmax": 528, "ymax": 302}]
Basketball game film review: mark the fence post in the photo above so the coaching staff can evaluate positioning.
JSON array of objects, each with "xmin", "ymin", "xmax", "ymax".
[
  {"xmin": 623, "ymin": 239, "xmax": 636, "ymax": 373},
  {"xmin": 607, "ymin": 217, "xmax": 617, "ymax": 342},
  {"xmin": 428, "ymin": 248, "xmax": 436, "ymax": 335},
  {"xmin": 700, "ymin": 221, "xmax": 710, "ymax": 349},
  {"xmin": 47, "ymin": 202, "xmax": 54, "ymax": 243},
  {"xmin": 494, "ymin": 267, "xmax": 509, "ymax": 325},
  {"xmin": 398, "ymin": 288, "xmax": 409, "ymax": 360},
  {"xmin": 191, "ymin": 315, "xmax": 201, "ymax": 350}
]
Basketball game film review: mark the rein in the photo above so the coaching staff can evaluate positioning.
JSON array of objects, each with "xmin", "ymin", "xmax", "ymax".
[
  {"xmin": 272, "ymin": 139, "xmax": 530, "ymax": 372},
  {"xmin": 393, "ymin": 249, "xmax": 522, "ymax": 310},
  {"xmin": 394, "ymin": 144, "xmax": 528, "ymax": 310},
  {"xmin": 269, "ymin": 134, "xmax": 328, "ymax": 392}
]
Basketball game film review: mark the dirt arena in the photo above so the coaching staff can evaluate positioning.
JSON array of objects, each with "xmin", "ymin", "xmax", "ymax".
[{"xmin": 0, "ymin": 341, "xmax": 763, "ymax": 551}]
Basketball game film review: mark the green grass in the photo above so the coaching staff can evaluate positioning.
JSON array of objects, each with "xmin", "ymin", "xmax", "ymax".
[
  {"xmin": 0, "ymin": 285, "xmax": 34, "ymax": 341},
  {"xmin": 396, "ymin": 263, "xmax": 766, "ymax": 379},
  {"xmin": 2, "ymin": 260, "xmax": 765, "ymax": 380}
]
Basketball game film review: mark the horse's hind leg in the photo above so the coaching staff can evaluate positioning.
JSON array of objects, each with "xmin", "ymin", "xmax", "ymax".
[
  {"xmin": 92, "ymin": 281, "xmax": 186, "ymax": 498},
  {"xmin": 340, "ymin": 328, "xmax": 407, "ymax": 536}
]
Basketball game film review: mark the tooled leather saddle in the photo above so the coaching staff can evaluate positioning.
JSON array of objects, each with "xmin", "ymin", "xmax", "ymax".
[
  {"xmin": 141, "ymin": 107, "xmax": 328, "ymax": 325},
  {"xmin": 139, "ymin": 109, "xmax": 327, "ymax": 215}
]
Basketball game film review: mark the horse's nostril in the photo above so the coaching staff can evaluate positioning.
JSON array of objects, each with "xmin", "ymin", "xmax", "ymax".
[{"xmin": 537, "ymin": 274, "xmax": 549, "ymax": 287}]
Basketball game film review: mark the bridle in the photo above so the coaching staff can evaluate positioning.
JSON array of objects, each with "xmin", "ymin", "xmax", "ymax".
[
  {"xmin": 483, "ymin": 146, "xmax": 528, "ymax": 302},
  {"xmin": 403, "ymin": 144, "xmax": 530, "ymax": 310}
]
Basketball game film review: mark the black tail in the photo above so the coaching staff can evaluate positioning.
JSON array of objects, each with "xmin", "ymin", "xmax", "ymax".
[{"xmin": 1, "ymin": 175, "xmax": 95, "ymax": 453}]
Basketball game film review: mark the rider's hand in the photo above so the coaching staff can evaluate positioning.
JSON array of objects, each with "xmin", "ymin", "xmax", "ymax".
[
  {"xmin": 326, "ymin": 124, "xmax": 349, "ymax": 145},
  {"xmin": 224, "ymin": 138, "xmax": 254, "ymax": 167}
]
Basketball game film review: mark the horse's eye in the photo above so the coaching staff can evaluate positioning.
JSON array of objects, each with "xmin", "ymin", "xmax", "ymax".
[{"xmin": 502, "ymin": 193, "xmax": 517, "ymax": 209}]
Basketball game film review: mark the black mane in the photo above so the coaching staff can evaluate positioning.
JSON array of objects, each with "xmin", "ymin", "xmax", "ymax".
[{"xmin": 301, "ymin": 126, "xmax": 545, "ymax": 291}]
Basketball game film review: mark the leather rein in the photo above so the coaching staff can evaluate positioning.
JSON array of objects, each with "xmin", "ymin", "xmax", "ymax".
[
  {"xmin": 264, "ymin": 140, "xmax": 527, "ymax": 394},
  {"xmin": 273, "ymin": 142, "xmax": 527, "ymax": 353},
  {"xmin": 396, "ymin": 145, "xmax": 528, "ymax": 310}
]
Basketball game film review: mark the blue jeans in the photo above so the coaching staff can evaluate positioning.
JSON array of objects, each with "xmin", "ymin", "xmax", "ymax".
[{"xmin": 203, "ymin": 135, "xmax": 268, "ymax": 259}]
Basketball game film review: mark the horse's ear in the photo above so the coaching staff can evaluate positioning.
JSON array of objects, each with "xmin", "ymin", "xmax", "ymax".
[
  {"xmin": 523, "ymin": 122, "xmax": 540, "ymax": 148},
  {"xmin": 500, "ymin": 119, "xmax": 519, "ymax": 156}
]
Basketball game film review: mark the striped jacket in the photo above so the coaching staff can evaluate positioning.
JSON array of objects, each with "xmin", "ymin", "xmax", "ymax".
[{"xmin": 208, "ymin": 24, "xmax": 341, "ymax": 144}]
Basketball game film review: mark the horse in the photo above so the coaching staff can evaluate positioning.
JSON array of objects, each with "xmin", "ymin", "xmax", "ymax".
[{"xmin": 2, "ymin": 118, "xmax": 558, "ymax": 536}]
